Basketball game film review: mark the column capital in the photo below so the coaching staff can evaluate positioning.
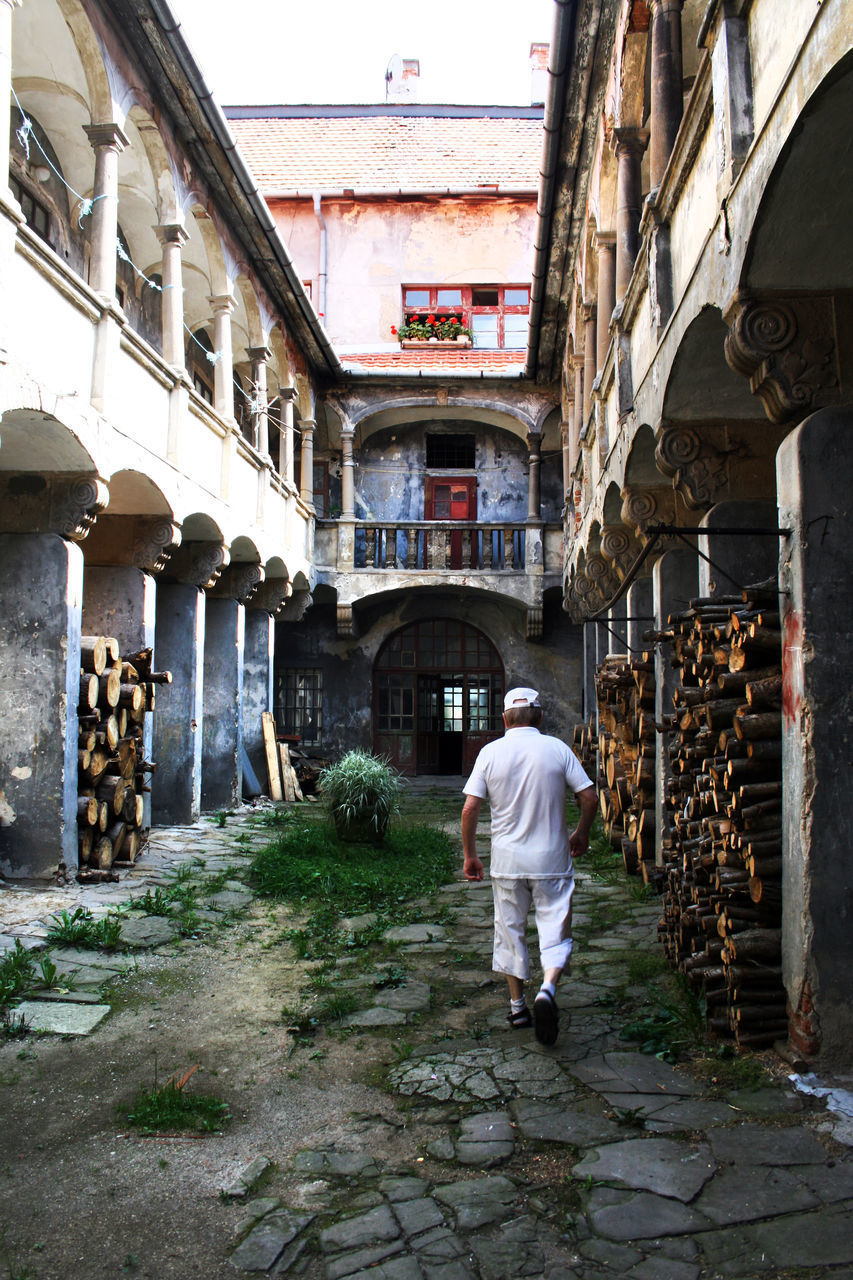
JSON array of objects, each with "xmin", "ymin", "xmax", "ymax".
[
  {"xmin": 155, "ymin": 222, "xmax": 189, "ymax": 248},
  {"xmin": 247, "ymin": 345, "xmax": 272, "ymax": 364},
  {"xmin": 582, "ymin": 302, "xmax": 597, "ymax": 322},
  {"xmin": 594, "ymin": 231, "xmax": 617, "ymax": 251},
  {"xmin": 208, "ymin": 293, "xmax": 236, "ymax": 317},
  {"xmin": 300, "ymin": 417, "xmax": 316, "ymax": 434},
  {"xmin": 83, "ymin": 122, "xmax": 130, "ymax": 153},
  {"xmin": 613, "ymin": 125, "xmax": 650, "ymax": 156},
  {"xmin": 277, "ymin": 385, "xmax": 297, "ymax": 403}
]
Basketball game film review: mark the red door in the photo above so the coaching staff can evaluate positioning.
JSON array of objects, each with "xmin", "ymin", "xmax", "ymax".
[{"xmin": 425, "ymin": 477, "xmax": 477, "ymax": 568}]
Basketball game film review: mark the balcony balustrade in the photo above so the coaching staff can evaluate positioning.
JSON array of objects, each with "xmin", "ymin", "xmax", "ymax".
[{"xmin": 354, "ymin": 521, "xmax": 527, "ymax": 571}]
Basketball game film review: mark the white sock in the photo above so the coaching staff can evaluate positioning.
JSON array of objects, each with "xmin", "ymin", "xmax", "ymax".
[
  {"xmin": 538, "ymin": 981, "xmax": 556, "ymax": 1000},
  {"xmin": 510, "ymin": 996, "xmax": 527, "ymax": 1015}
]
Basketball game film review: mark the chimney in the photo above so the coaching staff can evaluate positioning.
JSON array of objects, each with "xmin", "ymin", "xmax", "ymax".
[
  {"xmin": 386, "ymin": 57, "xmax": 420, "ymax": 103},
  {"xmin": 529, "ymin": 43, "xmax": 549, "ymax": 107}
]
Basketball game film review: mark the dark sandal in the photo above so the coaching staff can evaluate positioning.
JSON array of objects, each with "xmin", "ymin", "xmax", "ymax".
[
  {"xmin": 506, "ymin": 1006, "xmax": 532, "ymax": 1029},
  {"xmin": 533, "ymin": 990, "xmax": 559, "ymax": 1045}
]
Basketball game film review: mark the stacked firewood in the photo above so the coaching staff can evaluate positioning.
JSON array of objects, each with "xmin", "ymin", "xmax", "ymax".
[
  {"xmin": 77, "ymin": 635, "xmax": 170, "ymax": 880},
  {"xmin": 590, "ymin": 654, "xmax": 658, "ymax": 881},
  {"xmin": 655, "ymin": 580, "xmax": 785, "ymax": 1047}
]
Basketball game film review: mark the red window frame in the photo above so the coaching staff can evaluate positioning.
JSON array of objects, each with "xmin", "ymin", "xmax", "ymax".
[
  {"xmin": 402, "ymin": 285, "xmax": 530, "ymax": 349},
  {"xmin": 424, "ymin": 476, "xmax": 477, "ymax": 521}
]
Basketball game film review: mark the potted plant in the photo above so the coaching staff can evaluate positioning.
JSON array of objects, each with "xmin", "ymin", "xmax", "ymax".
[
  {"xmin": 319, "ymin": 749, "xmax": 402, "ymax": 844},
  {"xmin": 393, "ymin": 314, "xmax": 472, "ymax": 346}
]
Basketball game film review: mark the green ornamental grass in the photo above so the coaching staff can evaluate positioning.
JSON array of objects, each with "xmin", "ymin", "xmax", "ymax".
[{"xmin": 319, "ymin": 750, "xmax": 402, "ymax": 841}]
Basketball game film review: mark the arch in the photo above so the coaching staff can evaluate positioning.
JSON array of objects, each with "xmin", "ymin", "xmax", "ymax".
[
  {"xmin": 352, "ymin": 402, "xmax": 537, "ymax": 445},
  {"xmin": 51, "ymin": 0, "xmax": 113, "ymax": 120},
  {"xmin": 235, "ymin": 275, "xmax": 267, "ymax": 351},
  {"xmin": 623, "ymin": 423, "xmax": 659, "ymax": 488},
  {"xmin": 373, "ymin": 617, "xmax": 505, "ymax": 776},
  {"xmin": 742, "ymin": 51, "xmax": 853, "ymax": 293},
  {"xmin": 602, "ymin": 481, "xmax": 623, "ymax": 526},
  {"xmin": 126, "ymin": 103, "xmax": 179, "ymax": 225},
  {"xmin": 180, "ymin": 512, "xmax": 225, "ymax": 543},
  {"xmin": 230, "ymin": 534, "xmax": 262, "ymax": 565},
  {"xmin": 662, "ymin": 306, "xmax": 764, "ymax": 421},
  {"xmin": 0, "ymin": 409, "xmax": 96, "ymax": 473},
  {"xmin": 103, "ymin": 468, "xmax": 173, "ymax": 517}
]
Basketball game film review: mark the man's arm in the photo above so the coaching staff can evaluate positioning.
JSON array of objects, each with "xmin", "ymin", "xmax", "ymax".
[
  {"xmin": 461, "ymin": 794, "xmax": 484, "ymax": 881},
  {"xmin": 568, "ymin": 785, "xmax": 598, "ymax": 859}
]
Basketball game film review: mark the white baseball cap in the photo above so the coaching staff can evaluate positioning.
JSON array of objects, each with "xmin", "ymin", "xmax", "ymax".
[{"xmin": 503, "ymin": 687, "xmax": 541, "ymax": 711}]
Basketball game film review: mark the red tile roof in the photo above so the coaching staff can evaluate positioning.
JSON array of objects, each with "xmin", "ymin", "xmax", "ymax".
[
  {"xmin": 228, "ymin": 114, "xmax": 542, "ymax": 193},
  {"xmin": 341, "ymin": 349, "xmax": 527, "ymax": 374}
]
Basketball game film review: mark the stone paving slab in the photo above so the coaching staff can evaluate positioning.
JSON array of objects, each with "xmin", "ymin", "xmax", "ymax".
[
  {"xmin": 13, "ymin": 999, "xmax": 111, "ymax": 1035},
  {"xmin": 572, "ymin": 1137, "xmax": 716, "ymax": 1201},
  {"xmin": 455, "ymin": 1110, "xmax": 514, "ymax": 1166},
  {"xmin": 510, "ymin": 1098, "xmax": 624, "ymax": 1147},
  {"xmin": 707, "ymin": 1123, "xmax": 831, "ymax": 1165},
  {"xmin": 585, "ymin": 1187, "xmax": 712, "ymax": 1241}
]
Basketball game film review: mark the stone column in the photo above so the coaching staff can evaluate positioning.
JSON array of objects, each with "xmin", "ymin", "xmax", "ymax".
[
  {"xmin": 0, "ymin": 1, "xmax": 22, "ymax": 199},
  {"xmin": 208, "ymin": 294, "xmax": 236, "ymax": 420},
  {"xmin": 607, "ymin": 599, "xmax": 628, "ymax": 655},
  {"xmin": 777, "ymin": 406, "xmax": 853, "ymax": 1063},
  {"xmin": 202, "ymin": 596, "xmax": 244, "ymax": 811},
  {"xmin": 583, "ymin": 621, "xmax": 597, "ymax": 727},
  {"xmin": 340, "ymin": 424, "xmax": 356, "ymax": 518},
  {"xmin": 648, "ymin": 0, "xmax": 684, "ymax": 190},
  {"xmin": 614, "ymin": 127, "xmax": 649, "ymax": 298},
  {"xmin": 83, "ymin": 123, "xmax": 129, "ymax": 298},
  {"xmin": 571, "ymin": 356, "xmax": 584, "ymax": 472},
  {"xmin": 242, "ymin": 605, "xmax": 274, "ymax": 794},
  {"xmin": 697, "ymin": 499, "xmax": 779, "ymax": 598},
  {"xmin": 626, "ymin": 576, "xmax": 654, "ymax": 655},
  {"xmin": 299, "ymin": 417, "xmax": 316, "ymax": 509},
  {"xmin": 82, "ymin": 565, "xmax": 157, "ymax": 826},
  {"xmin": 653, "ymin": 548, "xmax": 697, "ymax": 863},
  {"xmin": 0, "ymin": 534, "xmax": 83, "ymax": 879},
  {"xmin": 560, "ymin": 419, "xmax": 571, "ymax": 503},
  {"xmin": 247, "ymin": 345, "xmax": 271, "ymax": 455},
  {"xmin": 155, "ymin": 223, "xmax": 188, "ymax": 368},
  {"xmin": 596, "ymin": 235, "xmax": 617, "ymax": 372},
  {"xmin": 278, "ymin": 386, "xmax": 296, "ymax": 484},
  {"xmin": 152, "ymin": 583, "xmax": 205, "ymax": 823},
  {"xmin": 582, "ymin": 304, "xmax": 597, "ymax": 425},
  {"xmin": 526, "ymin": 431, "xmax": 542, "ymax": 521}
]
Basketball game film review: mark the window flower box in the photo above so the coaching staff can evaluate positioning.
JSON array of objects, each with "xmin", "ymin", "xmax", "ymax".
[{"xmin": 400, "ymin": 337, "xmax": 472, "ymax": 348}]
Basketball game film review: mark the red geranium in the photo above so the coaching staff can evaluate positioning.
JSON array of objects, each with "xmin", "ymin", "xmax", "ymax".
[
  {"xmin": 391, "ymin": 325, "xmax": 398, "ymax": 335},
  {"xmin": 427, "ymin": 314, "xmax": 436, "ymax": 323}
]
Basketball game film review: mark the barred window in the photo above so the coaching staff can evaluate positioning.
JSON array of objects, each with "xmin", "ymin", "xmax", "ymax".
[{"xmin": 278, "ymin": 669, "xmax": 323, "ymax": 745}]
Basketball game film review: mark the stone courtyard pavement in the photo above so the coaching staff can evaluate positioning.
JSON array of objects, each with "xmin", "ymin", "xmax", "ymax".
[{"xmin": 1, "ymin": 791, "xmax": 852, "ymax": 1280}]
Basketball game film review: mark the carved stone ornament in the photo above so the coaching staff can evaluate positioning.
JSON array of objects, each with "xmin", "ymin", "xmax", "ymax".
[
  {"xmin": 620, "ymin": 485, "xmax": 676, "ymax": 536},
  {"xmin": 50, "ymin": 476, "xmax": 109, "ymax": 541},
  {"xmin": 170, "ymin": 541, "xmax": 228, "ymax": 589},
  {"xmin": 526, "ymin": 606, "xmax": 543, "ymax": 641},
  {"xmin": 601, "ymin": 524, "xmax": 638, "ymax": 581},
  {"xmin": 335, "ymin": 602, "xmax": 354, "ymax": 636},
  {"xmin": 279, "ymin": 588, "xmax": 313, "ymax": 624},
  {"xmin": 213, "ymin": 562, "xmax": 265, "ymax": 603},
  {"xmin": 724, "ymin": 295, "xmax": 839, "ymax": 425},
  {"xmin": 252, "ymin": 577, "xmax": 291, "ymax": 615},
  {"xmin": 655, "ymin": 424, "xmax": 729, "ymax": 509},
  {"xmin": 131, "ymin": 520, "xmax": 182, "ymax": 573}
]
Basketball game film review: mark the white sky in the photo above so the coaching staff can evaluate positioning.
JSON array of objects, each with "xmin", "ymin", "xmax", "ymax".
[{"xmin": 168, "ymin": 0, "xmax": 556, "ymax": 106}]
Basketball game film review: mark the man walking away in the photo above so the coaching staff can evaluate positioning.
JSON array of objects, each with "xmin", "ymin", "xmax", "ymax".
[{"xmin": 461, "ymin": 687, "xmax": 598, "ymax": 1045}]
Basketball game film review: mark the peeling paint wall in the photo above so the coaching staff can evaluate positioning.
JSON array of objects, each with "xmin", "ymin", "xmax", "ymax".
[{"xmin": 267, "ymin": 198, "xmax": 538, "ymax": 348}]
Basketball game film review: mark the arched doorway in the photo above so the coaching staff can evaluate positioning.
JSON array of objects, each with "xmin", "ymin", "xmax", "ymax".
[{"xmin": 373, "ymin": 619, "xmax": 504, "ymax": 775}]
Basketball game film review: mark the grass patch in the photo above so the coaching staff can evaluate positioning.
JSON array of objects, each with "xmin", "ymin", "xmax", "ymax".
[
  {"xmin": 46, "ymin": 907, "xmax": 123, "ymax": 950},
  {"xmin": 120, "ymin": 1073, "xmax": 229, "ymax": 1136},
  {"xmin": 249, "ymin": 820, "xmax": 456, "ymax": 914},
  {"xmin": 0, "ymin": 941, "xmax": 36, "ymax": 1012}
]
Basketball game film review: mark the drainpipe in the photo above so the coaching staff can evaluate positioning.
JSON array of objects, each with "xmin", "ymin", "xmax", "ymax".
[{"xmin": 313, "ymin": 191, "xmax": 328, "ymax": 326}]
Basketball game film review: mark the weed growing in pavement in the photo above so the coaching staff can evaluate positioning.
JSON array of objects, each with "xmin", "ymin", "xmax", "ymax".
[
  {"xmin": 119, "ymin": 1072, "xmax": 229, "ymax": 1135},
  {"xmin": 691, "ymin": 1044, "xmax": 769, "ymax": 1093},
  {"xmin": 0, "ymin": 1007, "xmax": 30, "ymax": 1039},
  {"xmin": 214, "ymin": 811, "xmax": 228, "ymax": 828},
  {"xmin": 620, "ymin": 974, "xmax": 706, "ymax": 1062},
  {"xmin": 37, "ymin": 957, "xmax": 58, "ymax": 989},
  {"xmin": 0, "ymin": 942, "xmax": 36, "ymax": 1011},
  {"xmin": 46, "ymin": 907, "xmax": 123, "ymax": 950}
]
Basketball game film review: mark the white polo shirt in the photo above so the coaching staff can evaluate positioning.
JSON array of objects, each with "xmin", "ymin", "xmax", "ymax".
[{"xmin": 463, "ymin": 727, "xmax": 594, "ymax": 879}]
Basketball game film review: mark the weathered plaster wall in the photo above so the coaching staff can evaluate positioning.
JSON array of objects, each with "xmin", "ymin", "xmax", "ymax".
[
  {"xmin": 275, "ymin": 588, "xmax": 584, "ymax": 762},
  {"xmin": 268, "ymin": 197, "xmax": 538, "ymax": 349},
  {"xmin": 352, "ymin": 421, "xmax": 563, "ymax": 523}
]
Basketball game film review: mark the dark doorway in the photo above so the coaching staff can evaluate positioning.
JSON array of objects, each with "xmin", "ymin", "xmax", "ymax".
[{"xmin": 374, "ymin": 619, "xmax": 504, "ymax": 775}]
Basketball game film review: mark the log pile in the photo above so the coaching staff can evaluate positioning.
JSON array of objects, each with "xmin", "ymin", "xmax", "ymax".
[
  {"xmin": 655, "ymin": 580, "xmax": 785, "ymax": 1047},
  {"xmin": 77, "ymin": 635, "xmax": 169, "ymax": 881},
  {"xmin": 590, "ymin": 653, "xmax": 658, "ymax": 882}
]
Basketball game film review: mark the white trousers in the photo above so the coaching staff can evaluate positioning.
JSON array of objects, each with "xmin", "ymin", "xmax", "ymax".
[{"xmin": 491, "ymin": 874, "xmax": 575, "ymax": 981}]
